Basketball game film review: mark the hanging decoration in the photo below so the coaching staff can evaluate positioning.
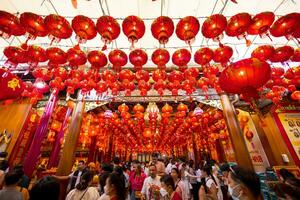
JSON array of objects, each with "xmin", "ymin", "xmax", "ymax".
[
  {"xmin": 129, "ymin": 49, "xmax": 148, "ymax": 71},
  {"xmin": 176, "ymin": 16, "xmax": 200, "ymax": 49},
  {"xmin": 247, "ymin": 11, "xmax": 275, "ymax": 40},
  {"xmin": 122, "ymin": 15, "xmax": 145, "ymax": 49},
  {"xmin": 172, "ymin": 48, "xmax": 191, "ymax": 72},
  {"xmin": 0, "ymin": 10, "xmax": 25, "ymax": 38},
  {"xmin": 46, "ymin": 47, "xmax": 67, "ymax": 67},
  {"xmin": 194, "ymin": 47, "xmax": 214, "ymax": 66},
  {"xmin": 108, "ymin": 49, "xmax": 128, "ymax": 71},
  {"xmin": 66, "ymin": 45, "xmax": 87, "ymax": 68},
  {"xmin": 269, "ymin": 46, "xmax": 294, "ymax": 63},
  {"xmin": 96, "ymin": 16, "xmax": 121, "ymax": 51},
  {"xmin": 151, "ymin": 48, "xmax": 170, "ymax": 70},
  {"xmin": 151, "ymin": 16, "xmax": 174, "ymax": 46},
  {"xmin": 212, "ymin": 45, "xmax": 233, "ymax": 67},
  {"xmin": 119, "ymin": 69, "xmax": 135, "ymax": 96},
  {"xmin": 3, "ymin": 46, "xmax": 28, "ymax": 68},
  {"xmin": 71, "ymin": 15, "xmax": 97, "ymax": 43},
  {"xmin": 26, "ymin": 45, "xmax": 48, "ymax": 68},
  {"xmin": 0, "ymin": 68, "xmax": 25, "ymax": 101},
  {"xmin": 87, "ymin": 50, "xmax": 108, "ymax": 70},
  {"xmin": 168, "ymin": 70, "xmax": 184, "ymax": 96},
  {"xmin": 251, "ymin": 45, "xmax": 275, "ymax": 61},
  {"xmin": 153, "ymin": 69, "xmax": 167, "ymax": 97}
]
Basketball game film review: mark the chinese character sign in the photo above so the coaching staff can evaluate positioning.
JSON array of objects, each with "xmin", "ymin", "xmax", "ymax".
[{"xmin": 0, "ymin": 69, "xmax": 24, "ymax": 101}]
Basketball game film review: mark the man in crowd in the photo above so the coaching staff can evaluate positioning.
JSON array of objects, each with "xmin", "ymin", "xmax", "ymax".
[
  {"xmin": 150, "ymin": 153, "xmax": 165, "ymax": 177},
  {"xmin": 141, "ymin": 164, "xmax": 161, "ymax": 200}
]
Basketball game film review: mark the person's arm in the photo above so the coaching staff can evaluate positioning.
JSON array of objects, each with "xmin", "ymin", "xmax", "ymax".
[
  {"xmin": 52, "ymin": 175, "xmax": 70, "ymax": 181},
  {"xmin": 141, "ymin": 178, "xmax": 147, "ymax": 200},
  {"xmin": 185, "ymin": 171, "xmax": 199, "ymax": 178}
]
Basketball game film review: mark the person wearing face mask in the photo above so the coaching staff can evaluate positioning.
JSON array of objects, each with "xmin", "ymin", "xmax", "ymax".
[
  {"xmin": 227, "ymin": 166, "xmax": 263, "ymax": 200},
  {"xmin": 198, "ymin": 165, "xmax": 219, "ymax": 200},
  {"xmin": 141, "ymin": 164, "xmax": 161, "ymax": 200},
  {"xmin": 99, "ymin": 172, "xmax": 126, "ymax": 200},
  {"xmin": 160, "ymin": 175, "xmax": 182, "ymax": 200}
]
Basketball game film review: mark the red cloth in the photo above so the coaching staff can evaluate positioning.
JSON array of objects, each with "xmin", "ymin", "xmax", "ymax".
[
  {"xmin": 172, "ymin": 192, "xmax": 182, "ymax": 200},
  {"xmin": 129, "ymin": 172, "xmax": 146, "ymax": 191}
]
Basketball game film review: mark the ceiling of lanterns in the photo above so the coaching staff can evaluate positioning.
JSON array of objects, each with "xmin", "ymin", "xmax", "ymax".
[{"xmin": 0, "ymin": 0, "xmax": 299, "ymax": 69}]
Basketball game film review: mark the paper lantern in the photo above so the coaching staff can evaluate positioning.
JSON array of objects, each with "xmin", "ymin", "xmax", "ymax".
[
  {"xmin": 67, "ymin": 45, "xmax": 87, "ymax": 67},
  {"xmin": 172, "ymin": 49, "xmax": 191, "ymax": 71},
  {"xmin": 3, "ymin": 46, "xmax": 28, "ymax": 67},
  {"xmin": 46, "ymin": 47, "xmax": 67, "ymax": 66},
  {"xmin": 291, "ymin": 47, "xmax": 300, "ymax": 62},
  {"xmin": 96, "ymin": 16, "xmax": 120, "ymax": 50},
  {"xmin": 32, "ymin": 67, "xmax": 52, "ymax": 81},
  {"xmin": 129, "ymin": 49, "xmax": 148, "ymax": 71},
  {"xmin": 135, "ymin": 70, "xmax": 150, "ymax": 82},
  {"xmin": 151, "ymin": 48, "xmax": 170, "ymax": 69},
  {"xmin": 213, "ymin": 45, "xmax": 233, "ymax": 66},
  {"xmin": 133, "ymin": 103, "xmax": 144, "ymax": 113},
  {"xmin": 26, "ymin": 45, "xmax": 48, "ymax": 67},
  {"xmin": 122, "ymin": 15, "xmax": 145, "ymax": 48},
  {"xmin": 247, "ymin": 12, "xmax": 275, "ymax": 39},
  {"xmin": 201, "ymin": 14, "xmax": 227, "ymax": 45},
  {"xmin": 270, "ymin": 13, "xmax": 299, "ymax": 39},
  {"xmin": 119, "ymin": 69, "xmax": 135, "ymax": 82},
  {"xmin": 269, "ymin": 46, "xmax": 294, "ymax": 63},
  {"xmin": 87, "ymin": 50, "xmax": 108, "ymax": 69},
  {"xmin": 176, "ymin": 16, "xmax": 200, "ymax": 46},
  {"xmin": 251, "ymin": 45, "xmax": 275, "ymax": 61},
  {"xmin": 108, "ymin": 49, "xmax": 128, "ymax": 71},
  {"xmin": 226, "ymin": 13, "xmax": 251, "ymax": 46},
  {"xmin": 102, "ymin": 69, "xmax": 117, "ymax": 83},
  {"xmin": 0, "ymin": 10, "xmax": 25, "ymax": 38},
  {"xmin": 152, "ymin": 69, "xmax": 167, "ymax": 81},
  {"xmin": 20, "ymin": 12, "xmax": 48, "ymax": 40},
  {"xmin": 291, "ymin": 90, "xmax": 300, "ymax": 101},
  {"xmin": 151, "ymin": 16, "xmax": 174, "ymax": 45},
  {"xmin": 194, "ymin": 47, "xmax": 214, "ymax": 65},
  {"xmin": 72, "ymin": 15, "xmax": 97, "ymax": 43}
]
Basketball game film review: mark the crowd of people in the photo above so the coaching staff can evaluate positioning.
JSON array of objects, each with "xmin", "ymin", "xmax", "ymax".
[{"xmin": 0, "ymin": 152, "xmax": 300, "ymax": 200}]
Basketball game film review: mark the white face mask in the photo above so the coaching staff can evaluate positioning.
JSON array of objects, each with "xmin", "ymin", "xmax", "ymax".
[
  {"xmin": 160, "ymin": 187, "xmax": 168, "ymax": 197},
  {"xmin": 228, "ymin": 184, "xmax": 242, "ymax": 200},
  {"xmin": 104, "ymin": 185, "xmax": 109, "ymax": 195}
]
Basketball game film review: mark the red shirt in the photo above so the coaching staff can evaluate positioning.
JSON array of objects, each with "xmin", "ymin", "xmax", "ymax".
[
  {"xmin": 172, "ymin": 191, "xmax": 182, "ymax": 200},
  {"xmin": 129, "ymin": 172, "xmax": 146, "ymax": 191}
]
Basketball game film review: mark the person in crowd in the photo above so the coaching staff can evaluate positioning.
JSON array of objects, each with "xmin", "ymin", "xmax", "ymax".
[
  {"xmin": 101, "ymin": 172, "xmax": 127, "ymax": 200},
  {"xmin": 144, "ymin": 161, "xmax": 149, "ymax": 177},
  {"xmin": 273, "ymin": 182, "xmax": 300, "ymax": 200},
  {"xmin": 66, "ymin": 171, "xmax": 100, "ymax": 200},
  {"xmin": 0, "ymin": 171, "xmax": 23, "ymax": 200},
  {"xmin": 160, "ymin": 174, "xmax": 182, "ymax": 200},
  {"xmin": 227, "ymin": 166, "xmax": 263, "ymax": 200},
  {"xmin": 141, "ymin": 164, "xmax": 161, "ymax": 200},
  {"xmin": 13, "ymin": 168, "xmax": 29, "ymax": 200},
  {"xmin": 13, "ymin": 165, "xmax": 30, "ymax": 189},
  {"xmin": 88, "ymin": 162, "xmax": 99, "ymax": 187},
  {"xmin": 179, "ymin": 163, "xmax": 193, "ymax": 200},
  {"xmin": 279, "ymin": 168, "xmax": 300, "ymax": 188},
  {"xmin": 113, "ymin": 157, "xmax": 121, "ymax": 169},
  {"xmin": 150, "ymin": 153, "xmax": 165, "ymax": 177},
  {"xmin": 188, "ymin": 160, "xmax": 200, "ymax": 200},
  {"xmin": 170, "ymin": 167, "xmax": 186, "ymax": 199},
  {"xmin": 0, "ymin": 159, "xmax": 9, "ymax": 188},
  {"xmin": 99, "ymin": 163, "xmax": 113, "ymax": 195},
  {"xmin": 129, "ymin": 164, "xmax": 146, "ymax": 200},
  {"xmin": 198, "ymin": 165, "xmax": 220, "ymax": 200},
  {"xmin": 165, "ymin": 159, "xmax": 176, "ymax": 175},
  {"xmin": 30, "ymin": 176, "xmax": 60, "ymax": 200}
]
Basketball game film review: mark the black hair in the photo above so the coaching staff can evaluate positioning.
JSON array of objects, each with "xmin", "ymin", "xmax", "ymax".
[
  {"xmin": 202, "ymin": 165, "xmax": 217, "ymax": 186},
  {"xmin": 230, "ymin": 166, "xmax": 261, "ymax": 198},
  {"xmin": 160, "ymin": 174, "xmax": 176, "ymax": 191},
  {"xmin": 4, "ymin": 171, "xmax": 21, "ymax": 186},
  {"xmin": 152, "ymin": 152, "xmax": 159, "ymax": 158},
  {"xmin": 171, "ymin": 167, "xmax": 181, "ymax": 179},
  {"xmin": 108, "ymin": 172, "xmax": 126, "ymax": 200},
  {"xmin": 114, "ymin": 166, "xmax": 123, "ymax": 176},
  {"xmin": 273, "ymin": 183, "xmax": 300, "ymax": 200},
  {"xmin": 0, "ymin": 160, "xmax": 9, "ymax": 171},
  {"xmin": 78, "ymin": 160, "xmax": 85, "ymax": 164},
  {"xmin": 30, "ymin": 176, "xmax": 60, "ymax": 200},
  {"xmin": 279, "ymin": 168, "xmax": 295, "ymax": 181},
  {"xmin": 0, "ymin": 151, "xmax": 8, "ymax": 158},
  {"xmin": 219, "ymin": 163, "xmax": 230, "ymax": 172},
  {"xmin": 189, "ymin": 160, "xmax": 194, "ymax": 168},
  {"xmin": 76, "ymin": 171, "xmax": 93, "ymax": 191},
  {"xmin": 113, "ymin": 157, "xmax": 120, "ymax": 165},
  {"xmin": 100, "ymin": 171, "xmax": 110, "ymax": 193},
  {"xmin": 102, "ymin": 163, "xmax": 113, "ymax": 172}
]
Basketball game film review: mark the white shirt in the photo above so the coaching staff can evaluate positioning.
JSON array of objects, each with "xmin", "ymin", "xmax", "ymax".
[
  {"xmin": 205, "ymin": 177, "xmax": 223, "ymax": 200},
  {"xmin": 141, "ymin": 176, "xmax": 161, "ymax": 200},
  {"xmin": 195, "ymin": 169, "xmax": 202, "ymax": 182},
  {"xmin": 66, "ymin": 187, "xmax": 100, "ymax": 200},
  {"xmin": 165, "ymin": 163, "xmax": 176, "ymax": 174}
]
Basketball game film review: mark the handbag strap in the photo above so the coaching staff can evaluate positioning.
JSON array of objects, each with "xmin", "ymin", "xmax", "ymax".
[{"xmin": 79, "ymin": 188, "xmax": 89, "ymax": 200}]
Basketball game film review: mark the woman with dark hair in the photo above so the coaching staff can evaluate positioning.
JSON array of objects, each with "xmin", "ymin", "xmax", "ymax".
[
  {"xmin": 273, "ymin": 182, "xmax": 300, "ymax": 200},
  {"xmin": 129, "ymin": 164, "xmax": 146, "ymax": 200},
  {"xmin": 66, "ymin": 171, "xmax": 100, "ymax": 200},
  {"xmin": 279, "ymin": 168, "xmax": 300, "ymax": 188},
  {"xmin": 102, "ymin": 172, "xmax": 126, "ymax": 200},
  {"xmin": 198, "ymin": 165, "xmax": 221, "ymax": 200},
  {"xmin": 160, "ymin": 174, "xmax": 182, "ymax": 200},
  {"xmin": 227, "ymin": 166, "xmax": 263, "ymax": 200},
  {"xmin": 170, "ymin": 168, "xmax": 187, "ymax": 199},
  {"xmin": 30, "ymin": 176, "xmax": 60, "ymax": 200}
]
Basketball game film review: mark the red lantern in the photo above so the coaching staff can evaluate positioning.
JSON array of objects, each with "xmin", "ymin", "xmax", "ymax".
[
  {"xmin": 172, "ymin": 49, "xmax": 191, "ymax": 72},
  {"xmin": 138, "ymin": 80, "xmax": 151, "ymax": 96},
  {"xmin": 49, "ymin": 77, "xmax": 65, "ymax": 92},
  {"xmin": 151, "ymin": 16, "xmax": 174, "ymax": 45},
  {"xmin": 4, "ymin": 46, "xmax": 28, "ymax": 67},
  {"xmin": 219, "ymin": 58, "xmax": 271, "ymax": 100},
  {"xmin": 182, "ymin": 79, "xmax": 196, "ymax": 96},
  {"xmin": 0, "ymin": 68, "xmax": 24, "ymax": 101},
  {"xmin": 247, "ymin": 12, "xmax": 275, "ymax": 39},
  {"xmin": 194, "ymin": 48, "xmax": 214, "ymax": 66},
  {"xmin": 65, "ymin": 78, "xmax": 80, "ymax": 94},
  {"xmin": 152, "ymin": 69, "xmax": 167, "ymax": 81},
  {"xmin": 226, "ymin": 13, "xmax": 252, "ymax": 46},
  {"xmin": 129, "ymin": 49, "xmax": 148, "ymax": 71},
  {"xmin": 32, "ymin": 67, "xmax": 52, "ymax": 81},
  {"xmin": 135, "ymin": 70, "xmax": 150, "ymax": 82},
  {"xmin": 87, "ymin": 50, "xmax": 108, "ymax": 69},
  {"xmin": 46, "ymin": 47, "xmax": 67, "ymax": 66},
  {"xmin": 251, "ymin": 45, "xmax": 275, "ymax": 61},
  {"xmin": 44, "ymin": 14, "xmax": 72, "ymax": 44},
  {"xmin": 26, "ymin": 45, "xmax": 48, "ymax": 67},
  {"xmin": 269, "ymin": 46, "xmax": 294, "ymax": 63},
  {"xmin": 291, "ymin": 90, "xmax": 300, "ymax": 102},
  {"xmin": 291, "ymin": 48, "xmax": 300, "ymax": 62},
  {"xmin": 119, "ymin": 69, "xmax": 134, "ymax": 82},
  {"xmin": 201, "ymin": 14, "xmax": 227, "ymax": 45},
  {"xmin": 271, "ymin": 67, "xmax": 285, "ymax": 78},
  {"xmin": 122, "ymin": 15, "xmax": 145, "ymax": 48},
  {"xmin": 108, "ymin": 49, "xmax": 128, "ymax": 71},
  {"xmin": 67, "ymin": 45, "xmax": 87, "ymax": 67},
  {"xmin": 168, "ymin": 71, "xmax": 183, "ymax": 96},
  {"xmin": 177, "ymin": 103, "xmax": 188, "ymax": 112},
  {"xmin": 102, "ymin": 69, "xmax": 117, "ymax": 83},
  {"xmin": 96, "ymin": 16, "xmax": 120, "ymax": 51},
  {"xmin": 122, "ymin": 80, "xmax": 135, "ymax": 96},
  {"xmin": 95, "ymin": 81, "xmax": 108, "ymax": 95},
  {"xmin": 20, "ymin": 12, "xmax": 48, "ymax": 40},
  {"xmin": 151, "ymin": 48, "xmax": 170, "ymax": 69},
  {"xmin": 176, "ymin": 16, "xmax": 200, "ymax": 46},
  {"xmin": 270, "ymin": 13, "xmax": 298, "ymax": 39},
  {"xmin": 184, "ymin": 68, "xmax": 199, "ymax": 79},
  {"xmin": 52, "ymin": 67, "xmax": 68, "ymax": 80},
  {"xmin": 109, "ymin": 80, "xmax": 122, "ymax": 96},
  {"xmin": 0, "ymin": 11, "xmax": 25, "ymax": 38},
  {"xmin": 213, "ymin": 45, "xmax": 233, "ymax": 66},
  {"xmin": 71, "ymin": 15, "xmax": 97, "ymax": 43},
  {"xmin": 154, "ymin": 79, "xmax": 166, "ymax": 97}
]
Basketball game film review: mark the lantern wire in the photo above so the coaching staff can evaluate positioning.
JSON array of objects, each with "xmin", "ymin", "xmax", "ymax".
[{"xmin": 99, "ymin": 0, "xmax": 107, "ymax": 15}]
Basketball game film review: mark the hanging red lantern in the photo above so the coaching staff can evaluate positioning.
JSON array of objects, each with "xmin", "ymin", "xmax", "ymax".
[
  {"xmin": 129, "ymin": 49, "xmax": 148, "ymax": 71},
  {"xmin": 269, "ymin": 46, "xmax": 294, "ymax": 63},
  {"xmin": 271, "ymin": 67, "xmax": 285, "ymax": 78},
  {"xmin": 108, "ymin": 49, "xmax": 128, "ymax": 71},
  {"xmin": 122, "ymin": 80, "xmax": 135, "ymax": 96},
  {"xmin": 194, "ymin": 48, "xmax": 214, "ymax": 66},
  {"xmin": 67, "ymin": 45, "xmax": 87, "ymax": 67},
  {"xmin": 176, "ymin": 16, "xmax": 200, "ymax": 46},
  {"xmin": 26, "ymin": 45, "xmax": 48, "ymax": 67},
  {"xmin": 151, "ymin": 16, "xmax": 174, "ymax": 45},
  {"xmin": 182, "ymin": 79, "xmax": 196, "ymax": 96},
  {"xmin": 65, "ymin": 78, "xmax": 80, "ymax": 95},
  {"xmin": 52, "ymin": 67, "xmax": 68, "ymax": 80},
  {"xmin": 154, "ymin": 79, "xmax": 166, "ymax": 97},
  {"xmin": 133, "ymin": 103, "xmax": 144, "ymax": 113},
  {"xmin": 3, "ymin": 46, "xmax": 28, "ymax": 67},
  {"xmin": 184, "ymin": 67, "xmax": 199, "ymax": 80},
  {"xmin": 219, "ymin": 58, "xmax": 271, "ymax": 100},
  {"xmin": 44, "ymin": 14, "xmax": 72, "ymax": 44},
  {"xmin": 168, "ymin": 70, "xmax": 183, "ymax": 96},
  {"xmin": 152, "ymin": 69, "xmax": 167, "ymax": 82},
  {"xmin": 247, "ymin": 11, "xmax": 275, "ymax": 39},
  {"xmin": 49, "ymin": 77, "xmax": 65, "ymax": 93},
  {"xmin": 213, "ymin": 45, "xmax": 233, "ymax": 66},
  {"xmin": 95, "ymin": 81, "xmax": 108, "ymax": 95},
  {"xmin": 291, "ymin": 48, "xmax": 300, "ymax": 62},
  {"xmin": 201, "ymin": 14, "xmax": 227, "ymax": 45},
  {"xmin": 32, "ymin": 67, "xmax": 52, "ymax": 81},
  {"xmin": 109, "ymin": 80, "xmax": 122, "ymax": 96},
  {"xmin": 122, "ymin": 15, "xmax": 145, "ymax": 48},
  {"xmin": 71, "ymin": 15, "xmax": 97, "ymax": 43},
  {"xmin": 172, "ymin": 49, "xmax": 191, "ymax": 72},
  {"xmin": 87, "ymin": 50, "xmax": 108, "ymax": 69},
  {"xmin": 119, "ymin": 69, "xmax": 134, "ymax": 82},
  {"xmin": 46, "ymin": 47, "xmax": 67, "ymax": 66},
  {"xmin": 135, "ymin": 70, "xmax": 150, "ymax": 82},
  {"xmin": 162, "ymin": 103, "xmax": 173, "ymax": 113},
  {"xmin": 226, "ymin": 13, "xmax": 252, "ymax": 46},
  {"xmin": 102, "ymin": 69, "xmax": 117, "ymax": 83},
  {"xmin": 251, "ymin": 45, "xmax": 275, "ymax": 61},
  {"xmin": 138, "ymin": 80, "xmax": 151, "ymax": 96},
  {"xmin": 151, "ymin": 48, "xmax": 170, "ymax": 69},
  {"xmin": 0, "ymin": 11, "xmax": 25, "ymax": 38},
  {"xmin": 96, "ymin": 16, "xmax": 120, "ymax": 50},
  {"xmin": 270, "ymin": 13, "xmax": 299, "ymax": 40},
  {"xmin": 291, "ymin": 90, "xmax": 300, "ymax": 102},
  {"xmin": 20, "ymin": 12, "xmax": 48, "ymax": 40},
  {"xmin": 177, "ymin": 103, "xmax": 188, "ymax": 112}
]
